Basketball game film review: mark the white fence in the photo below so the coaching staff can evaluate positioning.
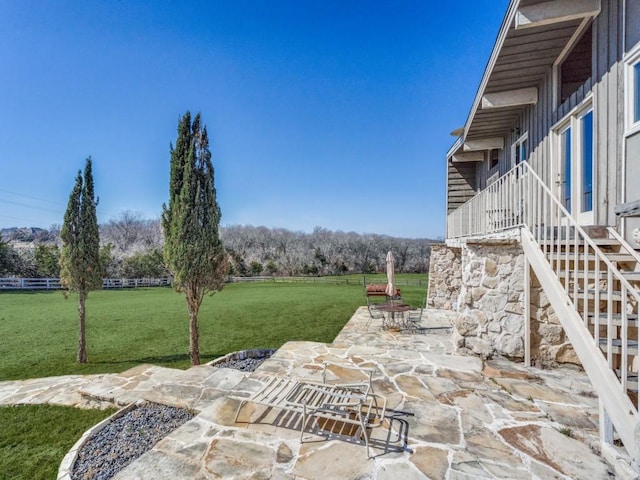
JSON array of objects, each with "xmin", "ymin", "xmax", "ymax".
[{"xmin": 0, "ymin": 277, "xmax": 171, "ymax": 290}]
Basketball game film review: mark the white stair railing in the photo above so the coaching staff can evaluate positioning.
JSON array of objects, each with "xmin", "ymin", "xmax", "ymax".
[{"xmin": 447, "ymin": 162, "xmax": 639, "ymax": 456}]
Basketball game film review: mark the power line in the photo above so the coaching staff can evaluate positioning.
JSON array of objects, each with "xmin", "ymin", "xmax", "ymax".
[
  {"xmin": 0, "ymin": 188, "xmax": 65, "ymax": 207},
  {"xmin": 0, "ymin": 197, "xmax": 64, "ymax": 215},
  {"xmin": 0, "ymin": 213, "xmax": 45, "ymax": 224}
]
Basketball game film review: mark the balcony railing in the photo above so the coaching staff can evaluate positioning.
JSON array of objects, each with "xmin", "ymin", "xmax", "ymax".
[{"xmin": 447, "ymin": 162, "xmax": 527, "ymax": 239}]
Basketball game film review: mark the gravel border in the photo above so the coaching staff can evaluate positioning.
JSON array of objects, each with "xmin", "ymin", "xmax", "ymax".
[
  {"xmin": 209, "ymin": 348, "xmax": 276, "ymax": 372},
  {"xmin": 64, "ymin": 401, "xmax": 195, "ymax": 480}
]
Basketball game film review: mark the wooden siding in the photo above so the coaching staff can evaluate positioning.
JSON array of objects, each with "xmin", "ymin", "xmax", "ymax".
[
  {"xmin": 447, "ymin": 162, "xmax": 477, "ymax": 214},
  {"xmin": 448, "ymin": 0, "xmax": 640, "ymax": 231},
  {"xmin": 486, "ymin": 1, "xmax": 626, "ymax": 228},
  {"xmin": 626, "ymin": 0, "xmax": 640, "ymax": 52}
]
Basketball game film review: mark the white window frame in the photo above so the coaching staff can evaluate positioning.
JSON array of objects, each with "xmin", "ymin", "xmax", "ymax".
[{"xmin": 624, "ymin": 42, "xmax": 640, "ymax": 136}]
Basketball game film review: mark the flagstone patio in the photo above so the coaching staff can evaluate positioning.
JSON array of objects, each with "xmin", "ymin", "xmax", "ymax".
[{"xmin": 0, "ymin": 307, "xmax": 636, "ymax": 479}]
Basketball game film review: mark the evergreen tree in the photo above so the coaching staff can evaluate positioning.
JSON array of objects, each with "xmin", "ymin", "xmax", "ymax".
[
  {"xmin": 162, "ymin": 112, "xmax": 227, "ymax": 365},
  {"xmin": 60, "ymin": 158, "xmax": 101, "ymax": 364}
]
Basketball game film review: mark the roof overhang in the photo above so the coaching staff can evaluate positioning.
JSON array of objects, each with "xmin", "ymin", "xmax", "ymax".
[{"xmin": 448, "ymin": 0, "xmax": 601, "ymax": 159}]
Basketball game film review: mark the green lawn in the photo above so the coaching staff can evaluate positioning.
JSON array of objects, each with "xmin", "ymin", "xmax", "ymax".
[
  {"xmin": 0, "ymin": 277, "xmax": 427, "ymax": 479},
  {"xmin": 0, "ymin": 278, "xmax": 428, "ymax": 381},
  {"xmin": 0, "ymin": 405, "xmax": 116, "ymax": 480}
]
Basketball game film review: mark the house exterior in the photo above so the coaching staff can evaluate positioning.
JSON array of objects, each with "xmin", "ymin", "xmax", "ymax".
[{"xmin": 429, "ymin": 0, "xmax": 640, "ymax": 468}]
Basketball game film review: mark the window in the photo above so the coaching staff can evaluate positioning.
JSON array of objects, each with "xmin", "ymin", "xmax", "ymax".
[
  {"xmin": 581, "ymin": 110, "xmax": 593, "ymax": 212},
  {"xmin": 489, "ymin": 149, "xmax": 499, "ymax": 170},
  {"xmin": 512, "ymin": 133, "xmax": 528, "ymax": 167},
  {"xmin": 625, "ymin": 43, "xmax": 640, "ymax": 132}
]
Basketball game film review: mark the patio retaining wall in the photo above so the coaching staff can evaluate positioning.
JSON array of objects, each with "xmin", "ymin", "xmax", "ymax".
[{"xmin": 427, "ymin": 243, "xmax": 462, "ymax": 310}]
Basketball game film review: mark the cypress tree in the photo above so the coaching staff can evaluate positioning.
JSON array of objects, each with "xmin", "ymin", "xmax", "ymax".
[
  {"xmin": 162, "ymin": 112, "xmax": 227, "ymax": 365},
  {"xmin": 60, "ymin": 157, "xmax": 101, "ymax": 364}
]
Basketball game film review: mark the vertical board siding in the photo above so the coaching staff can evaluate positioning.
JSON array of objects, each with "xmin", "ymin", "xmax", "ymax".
[{"xmin": 446, "ymin": 0, "xmax": 628, "ymax": 228}]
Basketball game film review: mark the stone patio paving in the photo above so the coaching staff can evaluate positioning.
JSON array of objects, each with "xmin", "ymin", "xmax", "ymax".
[{"xmin": 0, "ymin": 307, "xmax": 635, "ymax": 479}]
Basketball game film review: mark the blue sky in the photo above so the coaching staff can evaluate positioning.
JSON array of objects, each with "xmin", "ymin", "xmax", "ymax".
[{"xmin": 0, "ymin": 1, "xmax": 509, "ymax": 239}]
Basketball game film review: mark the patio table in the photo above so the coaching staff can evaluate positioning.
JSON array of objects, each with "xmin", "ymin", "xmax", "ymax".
[{"xmin": 374, "ymin": 301, "xmax": 411, "ymax": 330}]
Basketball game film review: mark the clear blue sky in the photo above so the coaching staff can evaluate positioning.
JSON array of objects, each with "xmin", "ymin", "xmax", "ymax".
[{"xmin": 0, "ymin": 0, "xmax": 509, "ymax": 239}]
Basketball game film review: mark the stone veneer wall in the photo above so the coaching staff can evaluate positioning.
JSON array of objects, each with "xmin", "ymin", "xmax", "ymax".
[
  {"xmin": 427, "ymin": 244, "xmax": 462, "ymax": 310},
  {"xmin": 444, "ymin": 237, "xmax": 581, "ymax": 367},
  {"xmin": 529, "ymin": 274, "xmax": 580, "ymax": 366},
  {"xmin": 452, "ymin": 240, "xmax": 525, "ymax": 359}
]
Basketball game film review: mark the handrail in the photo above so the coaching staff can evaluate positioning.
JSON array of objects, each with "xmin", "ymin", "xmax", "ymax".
[
  {"xmin": 447, "ymin": 163, "xmax": 640, "ymax": 307},
  {"xmin": 447, "ymin": 161, "xmax": 640, "ymax": 420},
  {"xmin": 521, "ymin": 163, "xmax": 640, "ymax": 307}
]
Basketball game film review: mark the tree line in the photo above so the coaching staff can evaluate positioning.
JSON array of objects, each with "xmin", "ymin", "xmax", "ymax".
[{"xmin": 1, "ymin": 220, "xmax": 433, "ymax": 279}]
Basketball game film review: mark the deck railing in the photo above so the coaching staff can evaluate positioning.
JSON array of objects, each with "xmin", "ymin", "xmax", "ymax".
[{"xmin": 447, "ymin": 162, "xmax": 527, "ymax": 239}]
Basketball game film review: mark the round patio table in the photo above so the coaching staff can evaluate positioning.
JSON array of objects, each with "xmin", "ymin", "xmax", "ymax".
[{"xmin": 374, "ymin": 301, "xmax": 411, "ymax": 330}]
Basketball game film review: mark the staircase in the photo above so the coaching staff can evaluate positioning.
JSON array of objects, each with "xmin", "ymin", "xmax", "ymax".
[{"xmin": 447, "ymin": 162, "xmax": 640, "ymax": 461}]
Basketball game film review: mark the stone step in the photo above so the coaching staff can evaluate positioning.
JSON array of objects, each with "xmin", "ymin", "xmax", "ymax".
[{"xmin": 78, "ymin": 365, "xmax": 190, "ymax": 407}]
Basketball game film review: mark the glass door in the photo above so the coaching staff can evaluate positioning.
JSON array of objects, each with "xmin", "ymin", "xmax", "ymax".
[{"xmin": 555, "ymin": 106, "xmax": 594, "ymax": 225}]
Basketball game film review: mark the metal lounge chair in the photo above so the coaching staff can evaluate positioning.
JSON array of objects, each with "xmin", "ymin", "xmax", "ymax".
[{"xmin": 234, "ymin": 363, "xmax": 387, "ymax": 458}]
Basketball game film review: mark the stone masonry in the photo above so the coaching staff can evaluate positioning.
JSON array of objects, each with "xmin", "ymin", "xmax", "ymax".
[
  {"xmin": 431, "ymin": 238, "xmax": 581, "ymax": 366},
  {"xmin": 453, "ymin": 240, "xmax": 525, "ymax": 359},
  {"xmin": 529, "ymin": 272, "xmax": 581, "ymax": 367},
  {"xmin": 427, "ymin": 243, "xmax": 462, "ymax": 310}
]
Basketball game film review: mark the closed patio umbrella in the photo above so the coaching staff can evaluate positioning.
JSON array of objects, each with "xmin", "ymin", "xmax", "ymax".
[{"xmin": 385, "ymin": 251, "xmax": 395, "ymax": 298}]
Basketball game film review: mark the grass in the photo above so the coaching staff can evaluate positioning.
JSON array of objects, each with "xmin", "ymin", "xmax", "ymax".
[
  {"xmin": 0, "ymin": 405, "xmax": 116, "ymax": 480},
  {"xmin": 0, "ymin": 276, "xmax": 427, "ymax": 479},
  {"xmin": 0, "ymin": 277, "xmax": 428, "ymax": 381}
]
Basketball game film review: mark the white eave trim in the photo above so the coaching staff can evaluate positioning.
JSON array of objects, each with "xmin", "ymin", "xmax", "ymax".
[
  {"xmin": 482, "ymin": 87, "xmax": 538, "ymax": 109},
  {"xmin": 515, "ymin": 0, "xmax": 601, "ymax": 30},
  {"xmin": 463, "ymin": 137, "xmax": 505, "ymax": 151},
  {"xmin": 452, "ymin": 151, "xmax": 484, "ymax": 163}
]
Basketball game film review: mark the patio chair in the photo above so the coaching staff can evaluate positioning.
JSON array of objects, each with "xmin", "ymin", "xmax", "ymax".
[
  {"xmin": 366, "ymin": 297, "xmax": 385, "ymax": 330},
  {"xmin": 404, "ymin": 298, "xmax": 426, "ymax": 332},
  {"xmin": 234, "ymin": 362, "xmax": 387, "ymax": 458}
]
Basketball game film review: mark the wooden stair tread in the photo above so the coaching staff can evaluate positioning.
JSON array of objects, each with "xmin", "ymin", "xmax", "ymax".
[
  {"xmin": 556, "ymin": 270, "xmax": 640, "ymax": 280},
  {"xmin": 598, "ymin": 338, "xmax": 639, "ymax": 355},
  {"xmin": 586, "ymin": 313, "xmax": 638, "ymax": 327}
]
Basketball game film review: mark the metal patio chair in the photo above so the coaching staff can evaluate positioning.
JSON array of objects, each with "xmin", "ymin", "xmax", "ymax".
[
  {"xmin": 366, "ymin": 297, "xmax": 386, "ymax": 330},
  {"xmin": 404, "ymin": 298, "xmax": 426, "ymax": 332}
]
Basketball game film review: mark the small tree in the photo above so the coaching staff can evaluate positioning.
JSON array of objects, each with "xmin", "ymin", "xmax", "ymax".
[
  {"xmin": 162, "ymin": 111, "xmax": 227, "ymax": 365},
  {"xmin": 34, "ymin": 244, "xmax": 60, "ymax": 277},
  {"xmin": 60, "ymin": 158, "xmax": 101, "ymax": 364}
]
